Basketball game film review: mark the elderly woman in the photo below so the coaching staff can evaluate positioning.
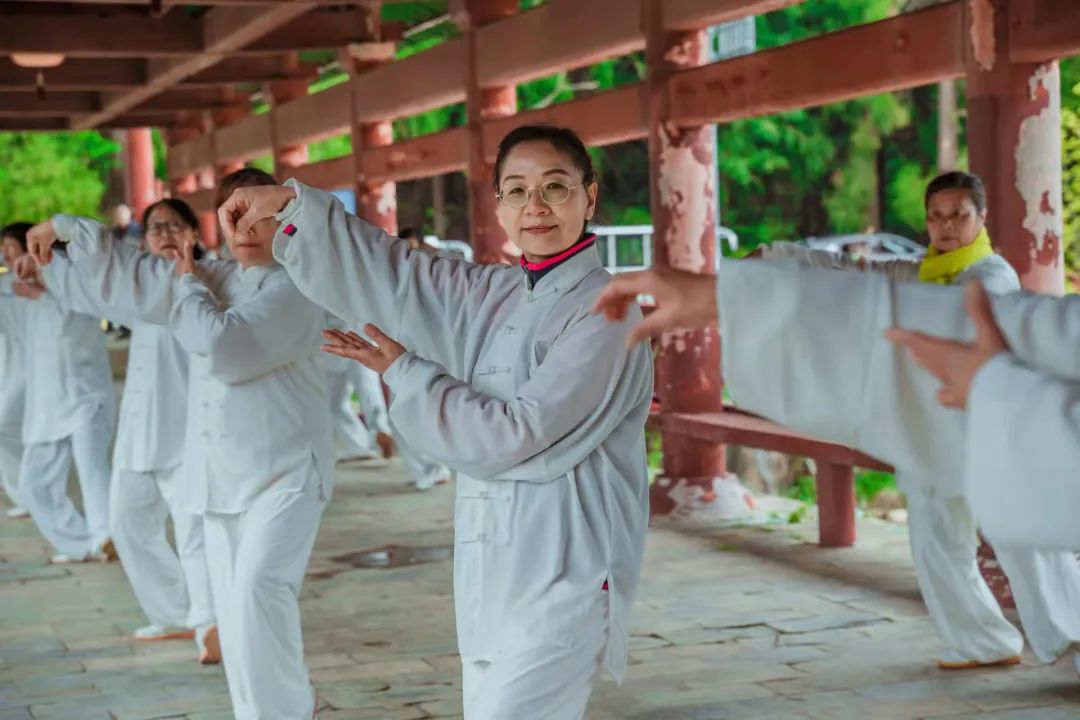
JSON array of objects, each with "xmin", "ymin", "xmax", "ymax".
[{"xmin": 219, "ymin": 124, "xmax": 653, "ymax": 719}]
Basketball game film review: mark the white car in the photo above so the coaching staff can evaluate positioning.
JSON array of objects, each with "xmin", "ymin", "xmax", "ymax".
[{"xmin": 801, "ymin": 232, "xmax": 926, "ymax": 263}]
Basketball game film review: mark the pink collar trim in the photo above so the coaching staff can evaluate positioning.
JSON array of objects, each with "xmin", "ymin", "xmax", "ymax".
[{"xmin": 519, "ymin": 234, "xmax": 596, "ymax": 271}]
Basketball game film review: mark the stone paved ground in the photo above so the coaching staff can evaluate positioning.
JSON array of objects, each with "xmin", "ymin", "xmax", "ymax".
[{"xmin": 2, "ymin": 459, "xmax": 1079, "ymax": 720}]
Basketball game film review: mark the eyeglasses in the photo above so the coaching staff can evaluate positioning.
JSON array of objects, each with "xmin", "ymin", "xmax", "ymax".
[
  {"xmin": 495, "ymin": 181, "xmax": 583, "ymax": 209},
  {"xmin": 146, "ymin": 221, "xmax": 189, "ymax": 237}
]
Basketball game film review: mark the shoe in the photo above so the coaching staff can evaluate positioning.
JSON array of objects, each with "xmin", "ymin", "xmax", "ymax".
[
  {"xmin": 134, "ymin": 624, "xmax": 195, "ymax": 641},
  {"xmin": 413, "ymin": 470, "xmax": 450, "ymax": 491},
  {"xmin": 99, "ymin": 538, "xmax": 118, "ymax": 562},
  {"xmin": 50, "ymin": 552, "xmax": 92, "ymax": 565},
  {"xmin": 5, "ymin": 506, "xmax": 29, "ymax": 519},
  {"xmin": 196, "ymin": 624, "xmax": 221, "ymax": 665},
  {"xmin": 937, "ymin": 652, "xmax": 1021, "ymax": 670}
]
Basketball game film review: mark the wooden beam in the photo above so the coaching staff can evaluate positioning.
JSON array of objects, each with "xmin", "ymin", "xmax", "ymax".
[
  {"xmin": 243, "ymin": 10, "xmax": 392, "ymax": 54},
  {"xmin": 74, "ymin": 3, "xmax": 312, "ymax": 130},
  {"xmin": 359, "ymin": 128, "xmax": 470, "ymax": 184},
  {"xmin": 476, "ymin": 0, "xmax": 641, "ymax": 87},
  {"xmin": 288, "ymin": 155, "xmax": 354, "ymax": 190},
  {"xmin": 276, "ymin": 82, "xmax": 351, "ymax": 149},
  {"xmin": 128, "ymin": 88, "xmax": 249, "ymax": 115},
  {"xmin": 0, "ymin": 14, "xmax": 202, "ymax": 57},
  {"xmin": 182, "ymin": 57, "xmax": 319, "ymax": 88},
  {"xmin": 352, "ymin": 39, "xmax": 467, "ymax": 124},
  {"xmin": 0, "ymin": 91, "xmax": 98, "ymax": 115},
  {"xmin": 103, "ymin": 114, "xmax": 190, "ymax": 129},
  {"xmin": 1010, "ymin": 0, "xmax": 1080, "ymax": 63},
  {"xmin": 663, "ymin": 0, "xmax": 804, "ymax": 31},
  {"xmin": 668, "ymin": 1, "xmax": 965, "ymax": 127},
  {"xmin": 482, "ymin": 84, "xmax": 648, "ymax": 157},
  {"xmin": 0, "ymin": 117, "xmax": 70, "ymax": 131},
  {"xmin": 0, "ymin": 59, "xmax": 145, "ymax": 90}
]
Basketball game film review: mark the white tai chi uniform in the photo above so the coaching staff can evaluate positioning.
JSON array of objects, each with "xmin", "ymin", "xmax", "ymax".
[
  {"xmin": 60, "ymin": 230, "xmax": 333, "ymax": 720},
  {"xmin": 0, "ymin": 261, "xmax": 116, "ymax": 559},
  {"xmin": 346, "ymin": 357, "xmax": 450, "ymax": 489},
  {"xmin": 47, "ymin": 215, "xmax": 214, "ymax": 633},
  {"xmin": 713, "ymin": 257, "xmax": 1080, "ymax": 665},
  {"xmin": 323, "ymin": 315, "xmax": 377, "ymax": 461},
  {"xmin": 0, "ymin": 273, "xmax": 26, "ymax": 510},
  {"xmin": 273, "ymin": 180, "xmax": 653, "ymax": 719}
]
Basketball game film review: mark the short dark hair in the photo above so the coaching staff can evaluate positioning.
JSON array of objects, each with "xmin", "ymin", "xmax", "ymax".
[
  {"xmin": 399, "ymin": 227, "xmax": 419, "ymax": 240},
  {"xmin": 1, "ymin": 222, "xmax": 32, "ymax": 252},
  {"xmin": 925, "ymin": 171, "xmax": 987, "ymax": 214},
  {"xmin": 142, "ymin": 198, "xmax": 200, "ymax": 232},
  {"xmin": 216, "ymin": 167, "xmax": 280, "ymax": 209},
  {"xmin": 493, "ymin": 125, "xmax": 596, "ymax": 192}
]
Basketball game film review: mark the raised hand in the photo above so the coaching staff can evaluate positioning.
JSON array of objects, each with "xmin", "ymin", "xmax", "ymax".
[
  {"xmin": 591, "ymin": 265, "xmax": 719, "ymax": 347},
  {"xmin": 885, "ymin": 280, "xmax": 1008, "ymax": 410},
  {"xmin": 175, "ymin": 238, "xmax": 198, "ymax": 279},
  {"xmin": 320, "ymin": 324, "xmax": 406, "ymax": 375},
  {"xmin": 26, "ymin": 220, "xmax": 58, "ymax": 266},
  {"xmin": 218, "ymin": 185, "xmax": 296, "ymax": 241}
]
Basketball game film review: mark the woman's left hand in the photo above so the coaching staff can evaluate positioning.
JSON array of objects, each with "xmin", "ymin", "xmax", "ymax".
[
  {"xmin": 884, "ymin": 280, "xmax": 1008, "ymax": 410},
  {"xmin": 321, "ymin": 323, "xmax": 406, "ymax": 375},
  {"xmin": 175, "ymin": 239, "xmax": 197, "ymax": 278}
]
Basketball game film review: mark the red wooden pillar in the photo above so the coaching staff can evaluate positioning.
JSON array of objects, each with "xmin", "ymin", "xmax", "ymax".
[
  {"xmin": 967, "ymin": 0, "xmax": 1064, "ymax": 295},
  {"xmin": 166, "ymin": 127, "xmax": 201, "ymax": 197},
  {"xmin": 345, "ymin": 1, "xmax": 399, "ymax": 234},
  {"xmin": 816, "ymin": 464, "xmax": 857, "ymax": 548},
  {"xmin": 464, "ymin": 0, "xmax": 518, "ymax": 265},
  {"xmin": 266, "ymin": 58, "xmax": 309, "ymax": 175},
  {"xmin": 125, "ymin": 127, "xmax": 156, "ymax": 218},
  {"xmin": 963, "ymin": 0, "xmax": 1064, "ymax": 608},
  {"xmin": 643, "ymin": 1, "xmax": 727, "ymax": 516}
]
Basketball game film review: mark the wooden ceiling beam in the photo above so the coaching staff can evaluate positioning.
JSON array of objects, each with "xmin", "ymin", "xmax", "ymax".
[
  {"xmin": 1010, "ymin": 0, "xmax": 1080, "ymax": 63},
  {"xmin": 0, "ymin": 13, "xmax": 202, "ymax": 56},
  {"xmin": 74, "ymin": 2, "xmax": 313, "ymax": 129}
]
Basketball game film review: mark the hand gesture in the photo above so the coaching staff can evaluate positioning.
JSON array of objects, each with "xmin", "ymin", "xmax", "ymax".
[
  {"xmin": 591, "ymin": 265, "xmax": 719, "ymax": 347},
  {"xmin": 218, "ymin": 185, "xmax": 296, "ymax": 241},
  {"xmin": 26, "ymin": 220, "xmax": 59, "ymax": 265},
  {"xmin": 321, "ymin": 324, "xmax": 406, "ymax": 375}
]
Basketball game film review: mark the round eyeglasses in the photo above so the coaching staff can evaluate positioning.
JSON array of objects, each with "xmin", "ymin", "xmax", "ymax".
[{"xmin": 495, "ymin": 181, "xmax": 583, "ymax": 209}]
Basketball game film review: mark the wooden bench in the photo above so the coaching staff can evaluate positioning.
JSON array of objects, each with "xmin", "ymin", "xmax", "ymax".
[{"xmin": 656, "ymin": 408, "xmax": 893, "ymax": 548}]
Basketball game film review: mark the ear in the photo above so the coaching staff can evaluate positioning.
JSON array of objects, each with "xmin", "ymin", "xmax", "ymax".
[{"xmin": 584, "ymin": 182, "xmax": 599, "ymax": 221}]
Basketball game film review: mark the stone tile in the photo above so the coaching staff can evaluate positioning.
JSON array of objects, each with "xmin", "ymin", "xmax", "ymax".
[{"xmin": 4, "ymin": 454, "xmax": 1078, "ymax": 719}]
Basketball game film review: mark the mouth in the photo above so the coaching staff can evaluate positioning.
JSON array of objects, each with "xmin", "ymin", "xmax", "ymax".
[{"xmin": 523, "ymin": 225, "xmax": 557, "ymax": 236}]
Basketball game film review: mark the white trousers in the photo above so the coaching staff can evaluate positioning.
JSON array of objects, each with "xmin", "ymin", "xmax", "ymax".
[
  {"xmin": 203, "ymin": 464, "xmax": 325, "ymax": 720},
  {"xmin": 0, "ymin": 423, "xmax": 23, "ymax": 508},
  {"xmin": 22, "ymin": 405, "xmax": 113, "ymax": 556},
  {"xmin": 110, "ymin": 464, "xmax": 214, "ymax": 629},
  {"xmin": 327, "ymin": 369, "xmax": 374, "ymax": 459},
  {"xmin": 461, "ymin": 596, "xmax": 608, "ymax": 720},
  {"xmin": 907, "ymin": 486, "xmax": 1080, "ymax": 663}
]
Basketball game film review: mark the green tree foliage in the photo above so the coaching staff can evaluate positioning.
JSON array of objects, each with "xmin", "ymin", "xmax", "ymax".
[{"xmin": 0, "ymin": 131, "xmax": 119, "ymax": 223}]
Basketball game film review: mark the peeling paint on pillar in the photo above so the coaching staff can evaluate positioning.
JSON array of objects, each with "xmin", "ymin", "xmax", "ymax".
[
  {"xmin": 1015, "ymin": 62, "xmax": 1063, "ymax": 287},
  {"xmin": 646, "ymin": 21, "xmax": 726, "ymax": 516},
  {"xmin": 968, "ymin": 0, "xmax": 995, "ymax": 71}
]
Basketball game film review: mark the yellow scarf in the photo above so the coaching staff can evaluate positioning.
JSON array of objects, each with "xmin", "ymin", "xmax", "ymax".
[{"xmin": 918, "ymin": 227, "xmax": 994, "ymax": 285}]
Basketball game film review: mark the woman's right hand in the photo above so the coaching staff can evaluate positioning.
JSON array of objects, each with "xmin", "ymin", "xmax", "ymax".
[
  {"xmin": 26, "ymin": 219, "xmax": 58, "ymax": 265},
  {"xmin": 218, "ymin": 185, "xmax": 296, "ymax": 241}
]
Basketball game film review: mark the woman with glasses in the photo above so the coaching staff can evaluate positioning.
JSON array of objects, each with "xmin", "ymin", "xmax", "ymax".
[
  {"xmin": 28, "ymin": 167, "xmax": 332, "ymax": 720},
  {"xmin": 219, "ymin": 124, "xmax": 653, "ymax": 719},
  {"xmin": 751, "ymin": 172, "xmax": 1080, "ymax": 674},
  {"xmin": 21, "ymin": 199, "xmax": 219, "ymax": 662}
]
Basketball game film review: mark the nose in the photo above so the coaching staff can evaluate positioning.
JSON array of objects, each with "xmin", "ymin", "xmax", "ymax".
[{"xmin": 524, "ymin": 190, "xmax": 549, "ymax": 214}]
